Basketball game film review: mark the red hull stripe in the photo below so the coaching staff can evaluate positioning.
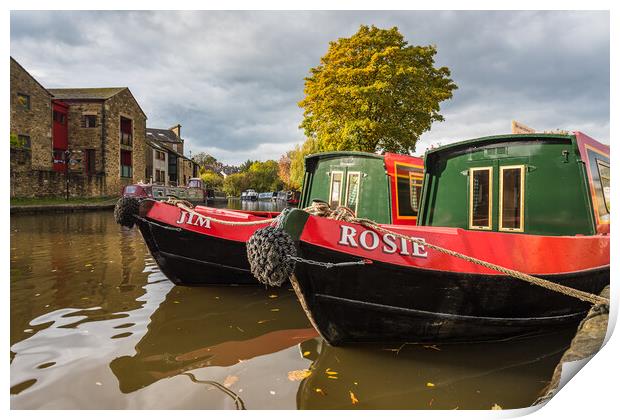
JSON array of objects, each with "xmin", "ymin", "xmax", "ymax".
[
  {"xmin": 146, "ymin": 201, "xmax": 274, "ymax": 243},
  {"xmin": 299, "ymin": 215, "xmax": 609, "ymax": 276}
]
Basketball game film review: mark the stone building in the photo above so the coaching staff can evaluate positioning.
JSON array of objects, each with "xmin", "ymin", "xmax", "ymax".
[
  {"xmin": 146, "ymin": 125, "xmax": 199, "ymax": 186},
  {"xmin": 48, "ymin": 88, "xmax": 148, "ymax": 196},
  {"xmin": 10, "ymin": 57, "xmax": 149, "ymax": 198},
  {"xmin": 10, "ymin": 58, "xmax": 54, "ymax": 184}
]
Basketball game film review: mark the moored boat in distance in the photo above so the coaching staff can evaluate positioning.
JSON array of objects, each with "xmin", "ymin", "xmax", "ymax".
[{"xmin": 278, "ymin": 132, "xmax": 609, "ymax": 344}]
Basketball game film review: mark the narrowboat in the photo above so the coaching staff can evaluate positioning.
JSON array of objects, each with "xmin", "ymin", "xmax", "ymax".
[
  {"xmin": 277, "ymin": 132, "xmax": 609, "ymax": 344},
  {"xmin": 115, "ymin": 151, "xmax": 422, "ymax": 286}
]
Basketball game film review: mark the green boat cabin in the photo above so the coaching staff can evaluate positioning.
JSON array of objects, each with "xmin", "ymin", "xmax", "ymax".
[
  {"xmin": 300, "ymin": 151, "xmax": 424, "ymax": 225},
  {"xmin": 417, "ymin": 132, "xmax": 610, "ymax": 236}
]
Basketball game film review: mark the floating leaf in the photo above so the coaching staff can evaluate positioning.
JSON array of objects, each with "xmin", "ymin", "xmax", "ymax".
[
  {"xmin": 325, "ymin": 369, "xmax": 338, "ymax": 375},
  {"xmin": 426, "ymin": 382, "xmax": 435, "ymax": 387},
  {"xmin": 223, "ymin": 375, "xmax": 238, "ymax": 388},
  {"xmin": 491, "ymin": 403, "xmax": 502, "ymax": 410},
  {"xmin": 269, "ymin": 294, "xmax": 278, "ymax": 298},
  {"xmin": 288, "ymin": 369, "xmax": 312, "ymax": 381},
  {"xmin": 257, "ymin": 319, "xmax": 271, "ymax": 324},
  {"xmin": 328, "ymin": 376, "xmax": 338, "ymax": 379},
  {"xmin": 349, "ymin": 390, "xmax": 359, "ymax": 405},
  {"xmin": 303, "ymin": 351, "xmax": 311, "ymax": 356},
  {"xmin": 315, "ymin": 388, "xmax": 327, "ymax": 396},
  {"xmin": 270, "ymin": 308, "xmax": 280, "ymax": 312}
]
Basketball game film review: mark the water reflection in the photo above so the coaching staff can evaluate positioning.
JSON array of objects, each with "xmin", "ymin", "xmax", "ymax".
[
  {"xmin": 296, "ymin": 330, "xmax": 574, "ymax": 410},
  {"xmin": 212, "ymin": 198, "xmax": 289, "ymax": 212},
  {"xmin": 110, "ymin": 285, "xmax": 315, "ymax": 393}
]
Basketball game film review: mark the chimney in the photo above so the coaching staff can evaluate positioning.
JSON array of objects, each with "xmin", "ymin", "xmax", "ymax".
[{"xmin": 169, "ymin": 124, "xmax": 182, "ymax": 139}]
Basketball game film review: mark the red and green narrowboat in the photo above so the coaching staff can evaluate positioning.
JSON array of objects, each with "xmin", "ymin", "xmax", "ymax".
[
  {"xmin": 116, "ymin": 151, "xmax": 423, "ymax": 285},
  {"xmin": 278, "ymin": 132, "xmax": 610, "ymax": 344}
]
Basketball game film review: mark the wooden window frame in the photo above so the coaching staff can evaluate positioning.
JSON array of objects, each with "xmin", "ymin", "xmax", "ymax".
[
  {"xmin": 328, "ymin": 170, "xmax": 344, "ymax": 208},
  {"xmin": 498, "ymin": 165, "xmax": 525, "ymax": 232},
  {"xmin": 84, "ymin": 114, "xmax": 97, "ymax": 128},
  {"xmin": 344, "ymin": 171, "xmax": 361, "ymax": 215},
  {"xmin": 469, "ymin": 167, "xmax": 493, "ymax": 230},
  {"xmin": 408, "ymin": 172, "xmax": 423, "ymax": 214}
]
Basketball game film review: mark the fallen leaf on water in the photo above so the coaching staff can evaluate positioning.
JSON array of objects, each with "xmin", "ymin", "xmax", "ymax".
[
  {"xmin": 315, "ymin": 388, "xmax": 327, "ymax": 396},
  {"xmin": 429, "ymin": 398, "xmax": 434, "ymax": 407},
  {"xmin": 173, "ymin": 301, "xmax": 180, "ymax": 304},
  {"xmin": 426, "ymin": 382, "xmax": 435, "ymax": 387},
  {"xmin": 269, "ymin": 294, "xmax": 278, "ymax": 298},
  {"xmin": 349, "ymin": 390, "xmax": 359, "ymax": 405},
  {"xmin": 491, "ymin": 403, "xmax": 502, "ymax": 410},
  {"xmin": 288, "ymin": 369, "xmax": 312, "ymax": 381},
  {"xmin": 328, "ymin": 376, "xmax": 338, "ymax": 379},
  {"xmin": 257, "ymin": 319, "xmax": 272, "ymax": 324},
  {"xmin": 303, "ymin": 351, "xmax": 311, "ymax": 356},
  {"xmin": 236, "ymin": 326, "xmax": 245, "ymax": 333},
  {"xmin": 85, "ymin": 264, "xmax": 93, "ymax": 267},
  {"xmin": 325, "ymin": 369, "xmax": 338, "ymax": 375},
  {"xmin": 270, "ymin": 308, "xmax": 280, "ymax": 312},
  {"xmin": 223, "ymin": 375, "xmax": 238, "ymax": 388}
]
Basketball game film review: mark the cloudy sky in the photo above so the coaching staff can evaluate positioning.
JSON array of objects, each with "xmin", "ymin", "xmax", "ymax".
[{"xmin": 10, "ymin": 11, "xmax": 609, "ymax": 164}]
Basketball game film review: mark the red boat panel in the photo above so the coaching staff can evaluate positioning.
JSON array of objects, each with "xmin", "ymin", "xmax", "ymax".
[
  {"xmin": 145, "ymin": 201, "xmax": 276, "ymax": 243},
  {"xmin": 384, "ymin": 153, "xmax": 424, "ymax": 225},
  {"xmin": 299, "ymin": 215, "xmax": 609, "ymax": 276},
  {"xmin": 574, "ymin": 131, "xmax": 610, "ymax": 235}
]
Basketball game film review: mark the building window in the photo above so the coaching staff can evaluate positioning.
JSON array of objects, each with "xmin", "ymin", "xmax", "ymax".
[
  {"xmin": 120, "ymin": 117, "xmax": 133, "ymax": 146},
  {"xmin": 156, "ymin": 150, "xmax": 166, "ymax": 160},
  {"xmin": 17, "ymin": 93, "xmax": 30, "ymax": 110},
  {"xmin": 84, "ymin": 115, "xmax": 97, "ymax": 128},
  {"xmin": 84, "ymin": 149, "xmax": 96, "ymax": 175},
  {"xmin": 155, "ymin": 169, "xmax": 166, "ymax": 183},
  {"xmin": 17, "ymin": 134, "xmax": 31, "ymax": 149},
  {"xmin": 499, "ymin": 165, "xmax": 525, "ymax": 232},
  {"xmin": 120, "ymin": 150, "xmax": 133, "ymax": 178},
  {"xmin": 469, "ymin": 167, "xmax": 493, "ymax": 230},
  {"xmin": 329, "ymin": 171, "xmax": 343, "ymax": 209},
  {"xmin": 345, "ymin": 172, "xmax": 361, "ymax": 215}
]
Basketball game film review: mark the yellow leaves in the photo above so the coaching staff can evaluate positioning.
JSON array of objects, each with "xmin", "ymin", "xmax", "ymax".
[
  {"xmin": 349, "ymin": 390, "xmax": 359, "ymax": 405},
  {"xmin": 325, "ymin": 369, "xmax": 338, "ymax": 375},
  {"xmin": 491, "ymin": 403, "xmax": 502, "ymax": 410},
  {"xmin": 223, "ymin": 375, "xmax": 238, "ymax": 388},
  {"xmin": 426, "ymin": 382, "xmax": 435, "ymax": 388},
  {"xmin": 302, "ymin": 351, "xmax": 311, "ymax": 357},
  {"xmin": 287, "ymin": 369, "xmax": 312, "ymax": 381},
  {"xmin": 315, "ymin": 388, "xmax": 326, "ymax": 396}
]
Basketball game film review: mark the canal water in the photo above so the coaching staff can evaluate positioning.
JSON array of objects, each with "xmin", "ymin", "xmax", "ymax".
[{"xmin": 10, "ymin": 201, "xmax": 577, "ymax": 409}]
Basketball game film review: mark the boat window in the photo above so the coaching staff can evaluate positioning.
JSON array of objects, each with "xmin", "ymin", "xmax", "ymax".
[
  {"xmin": 394, "ymin": 163, "xmax": 423, "ymax": 218},
  {"xmin": 469, "ymin": 167, "xmax": 492, "ymax": 230},
  {"xmin": 345, "ymin": 172, "xmax": 361, "ymax": 215},
  {"xmin": 499, "ymin": 165, "xmax": 525, "ymax": 232},
  {"xmin": 596, "ymin": 160, "xmax": 610, "ymax": 214},
  {"xmin": 409, "ymin": 172, "xmax": 423, "ymax": 213},
  {"xmin": 329, "ymin": 171, "xmax": 343, "ymax": 209}
]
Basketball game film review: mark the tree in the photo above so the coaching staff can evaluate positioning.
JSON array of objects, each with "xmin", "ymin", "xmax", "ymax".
[
  {"xmin": 200, "ymin": 170, "xmax": 224, "ymax": 190},
  {"xmin": 239, "ymin": 159, "xmax": 256, "ymax": 172},
  {"xmin": 277, "ymin": 151, "xmax": 295, "ymax": 189},
  {"xmin": 193, "ymin": 152, "xmax": 218, "ymax": 170},
  {"xmin": 247, "ymin": 160, "xmax": 283, "ymax": 192},
  {"xmin": 299, "ymin": 25, "xmax": 457, "ymax": 154},
  {"xmin": 223, "ymin": 172, "xmax": 251, "ymax": 196},
  {"xmin": 288, "ymin": 138, "xmax": 320, "ymax": 190}
]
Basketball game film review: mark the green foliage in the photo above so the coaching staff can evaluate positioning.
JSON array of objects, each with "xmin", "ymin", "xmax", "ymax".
[
  {"xmin": 193, "ymin": 152, "xmax": 218, "ymax": 169},
  {"xmin": 299, "ymin": 25, "xmax": 457, "ymax": 154},
  {"xmin": 239, "ymin": 159, "xmax": 256, "ymax": 172},
  {"xmin": 199, "ymin": 169, "xmax": 224, "ymax": 189},
  {"xmin": 223, "ymin": 172, "xmax": 251, "ymax": 196},
  {"xmin": 289, "ymin": 139, "xmax": 320, "ymax": 190},
  {"xmin": 10, "ymin": 133, "xmax": 26, "ymax": 149}
]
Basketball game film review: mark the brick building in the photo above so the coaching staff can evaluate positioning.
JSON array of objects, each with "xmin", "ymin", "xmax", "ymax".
[
  {"xmin": 10, "ymin": 57, "xmax": 148, "ymax": 198},
  {"xmin": 146, "ymin": 125, "xmax": 199, "ymax": 186}
]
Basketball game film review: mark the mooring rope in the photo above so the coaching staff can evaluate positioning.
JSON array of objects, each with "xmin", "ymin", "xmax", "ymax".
[
  {"xmin": 303, "ymin": 201, "xmax": 609, "ymax": 306},
  {"xmin": 165, "ymin": 198, "xmax": 277, "ymax": 226}
]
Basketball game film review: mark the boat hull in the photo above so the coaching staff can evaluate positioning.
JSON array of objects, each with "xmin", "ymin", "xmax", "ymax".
[
  {"xmin": 135, "ymin": 200, "xmax": 276, "ymax": 286},
  {"xmin": 280, "ymin": 211, "xmax": 610, "ymax": 344},
  {"xmin": 292, "ymin": 242, "xmax": 608, "ymax": 344}
]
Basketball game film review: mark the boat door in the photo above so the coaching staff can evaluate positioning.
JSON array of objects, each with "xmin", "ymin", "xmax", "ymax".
[
  {"xmin": 328, "ymin": 166, "xmax": 362, "ymax": 215},
  {"xmin": 468, "ymin": 157, "xmax": 528, "ymax": 233}
]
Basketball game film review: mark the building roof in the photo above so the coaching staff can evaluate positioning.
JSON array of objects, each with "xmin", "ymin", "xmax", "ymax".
[
  {"xmin": 47, "ymin": 87, "xmax": 127, "ymax": 100},
  {"xmin": 146, "ymin": 127, "xmax": 183, "ymax": 144},
  {"xmin": 10, "ymin": 57, "xmax": 53, "ymax": 97},
  {"xmin": 145, "ymin": 137, "xmax": 196, "ymax": 163}
]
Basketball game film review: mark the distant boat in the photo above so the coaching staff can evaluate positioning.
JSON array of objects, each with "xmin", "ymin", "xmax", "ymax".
[{"xmin": 258, "ymin": 192, "xmax": 274, "ymax": 200}]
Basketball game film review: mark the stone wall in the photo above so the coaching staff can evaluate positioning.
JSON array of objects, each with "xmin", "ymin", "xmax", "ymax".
[
  {"xmin": 104, "ymin": 89, "xmax": 147, "ymax": 196},
  {"xmin": 10, "ymin": 58, "xmax": 53, "ymax": 171},
  {"xmin": 63, "ymin": 101, "xmax": 105, "ymax": 173}
]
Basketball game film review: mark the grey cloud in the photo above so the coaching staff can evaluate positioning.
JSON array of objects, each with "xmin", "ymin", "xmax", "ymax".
[{"xmin": 10, "ymin": 10, "xmax": 609, "ymax": 164}]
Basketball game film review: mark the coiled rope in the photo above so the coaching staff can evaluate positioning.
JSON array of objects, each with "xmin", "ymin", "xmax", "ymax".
[
  {"xmin": 303, "ymin": 201, "xmax": 609, "ymax": 307},
  {"xmin": 166, "ymin": 198, "xmax": 278, "ymax": 226}
]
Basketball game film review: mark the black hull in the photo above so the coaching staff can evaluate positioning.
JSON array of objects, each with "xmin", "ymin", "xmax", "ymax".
[
  {"xmin": 135, "ymin": 217, "xmax": 258, "ymax": 286},
  {"xmin": 292, "ymin": 242, "xmax": 609, "ymax": 345}
]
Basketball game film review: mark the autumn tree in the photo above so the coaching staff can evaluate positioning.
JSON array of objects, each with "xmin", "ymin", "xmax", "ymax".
[
  {"xmin": 200, "ymin": 169, "xmax": 224, "ymax": 190},
  {"xmin": 299, "ymin": 25, "xmax": 457, "ymax": 154},
  {"xmin": 288, "ymin": 138, "xmax": 320, "ymax": 190},
  {"xmin": 193, "ymin": 152, "xmax": 218, "ymax": 170},
  {"xmin": 223, "ymin": 172, "xmax": 251, "ymax": 196}
]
